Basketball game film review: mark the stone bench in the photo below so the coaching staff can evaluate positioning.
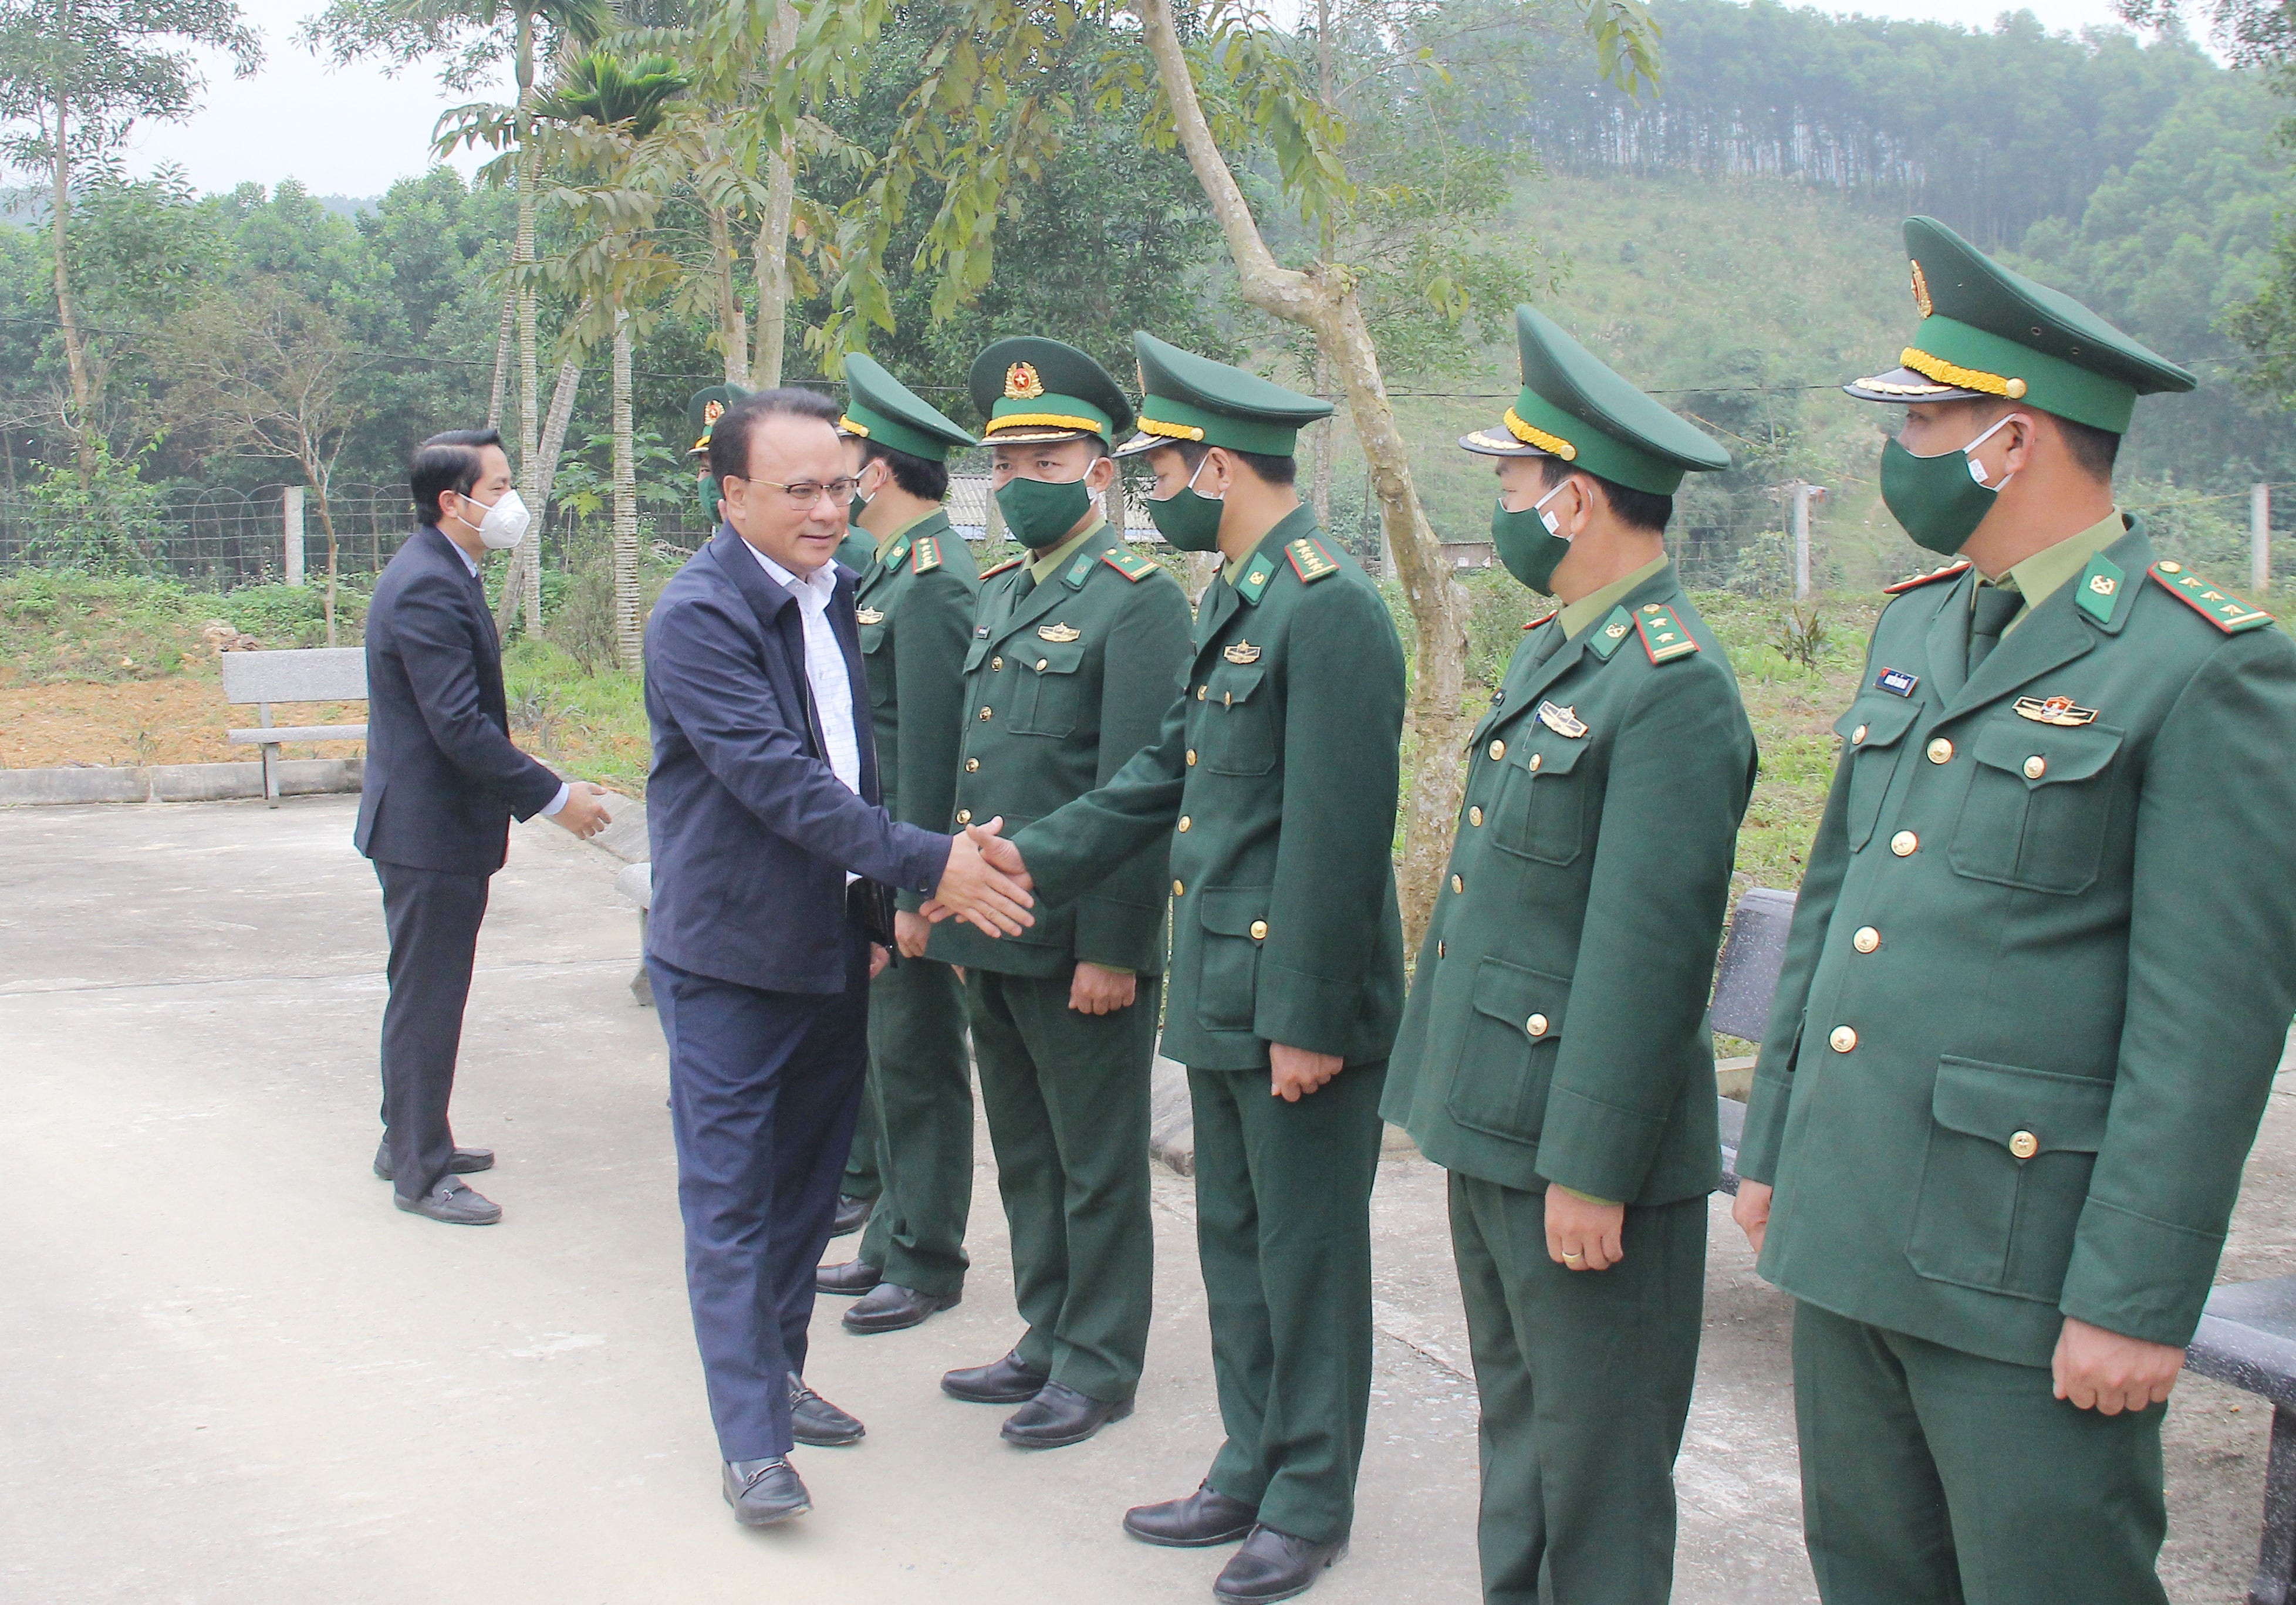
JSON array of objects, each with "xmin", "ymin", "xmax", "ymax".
[{"xmin": 217, "ymin": 647, "xmax": 369, "ymax": 805}]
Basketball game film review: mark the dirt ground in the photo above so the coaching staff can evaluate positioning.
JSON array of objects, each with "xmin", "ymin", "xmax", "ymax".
[{"xmin": 0, "ymin": 676, "xmax": 366, "ymax": 769}]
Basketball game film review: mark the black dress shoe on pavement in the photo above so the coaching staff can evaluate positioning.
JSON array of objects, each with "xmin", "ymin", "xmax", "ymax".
[
  {"xmin": 830, "ymin": 1193, "xmax": 872, "ymax": 1237},
  {"xmin": 1213, "ymin": 1526, "xmax": 1347, "ymax": 1604},
  {"xmin": 722, "ymin": 1457, "xmax": 810, "ymax": 1526},
  {"xmin": 789, "ymin": 1372, "xmax": 865, "ymax": 1447},
  {"xmin": 394, "ymin": 1178, "xmax": 502, "ymax": 1225},
  {"xmin": 942, "ymin": 1349, "xmax": 1049, "ymax": 1404},
  {"xmin": 841, "ymin": 1281, "xmax": 959, "ymax": 1334},
  {"xmin": 1122, "ymin": 1483, "xmax": 1261, "ymax": 1547},
  {"xmin": 1000, "ymin": 1380, "xmax": 1132, "ymax": 1449},
  {"xmin": 373, "ymin": 1141, "xmax": 495, "ymax": 1181},
  {"xmin": 815, "ymin": 1259, "xmax": 882, "ymax": 1297}
]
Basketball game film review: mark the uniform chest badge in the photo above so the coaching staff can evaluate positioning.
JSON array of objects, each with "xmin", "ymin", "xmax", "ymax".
[
  {"xmin": 2014, "ymin": 694, "xmax": 2098, "ymax": 727},
  {"xmin": 974, "ymin": 625, "xmax": 991, "ymax": 638},
  {"xmin": 1536, "ymin": 701, "xmax": 1589, "ymax": 738},
  {"xmin": 1874, "ymin": 667, "xmax": 1919, "ymax": 697},
  {"xmin": 856, "ymin": 607, "xmax": 885, "ymax": 626},
  {"xmin": 1038, "ymin": 623, "xmax": 1081, "ymax": 643},
  {"xmin": 1224, "ymin": 641, "xmax": 1262, "ymax": 664}
]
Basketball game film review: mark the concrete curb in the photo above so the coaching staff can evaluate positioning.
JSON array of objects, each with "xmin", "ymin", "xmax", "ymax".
[{"xmin": 0, "ymin": 758, "xmax": 366, "ymax": 806}]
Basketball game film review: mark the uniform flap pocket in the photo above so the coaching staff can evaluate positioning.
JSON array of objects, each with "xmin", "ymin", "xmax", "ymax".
[
  {"xmin": 1198, "ymin": 887, "xmax": 1273, "ymax": 938},
  {"xmin": 1932, "ymin": 1056, "xmax": 2113, "ymax": 1155},
  {"xmin": 963, "ymin": 638, "xmax": 992, "ymax": 673},
  {"xmin": 858, "ymin": 620, "xmax": 889, "ymax": 654},
  {"xmin": 1518, "ymin": 732, "xmax": 1588, "ymax": 775},
  {"xmin": 1835, "ymin": 698, "xmax": 1919, "ymax": 751},
  {"xmin": 1470, "ymin": 957, "xmax": 1571, "ymax": 1041},
  {"xmin": 1207, "ymin": 664, "xmax": 1266, "ymax": 705},
  {"xmin": 1971, "ymin": 717, "xmax": 2122, "ymax": 787},
  {"xmin": 1024, "ymin": 640, "xmax": 1085, "ymax": 675}
]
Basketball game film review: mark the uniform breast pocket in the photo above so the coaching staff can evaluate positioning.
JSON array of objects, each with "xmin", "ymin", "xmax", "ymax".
[
  {"xmin": 1906, "ymin": 1056, "xmax": 2113, "ymax": 1303},
  {"xmin": 1486, "ymin": 736, "xmax": 1588, "ymax": 866},
  {"xmin": 1835, "ymin": 697, "xmax": 1919, "ymax": 851},
  {"xmin": 1194, "ymin": 887, "xmax": 1270, "ymax": 1032},
  {"xmin": 1200, "ymin": 665, "xmax": 1275, "ymax": 776},
  {"xmin": 1010, "ymin": 640, "xmax": 1087, "ymax": 737},
  {"xmin": 858, "ymin": 620, "xmax": 892, "ymax": 707},
  {"xmin": 1443, "ymin": 958, "xmax": 1570, "ymax": 1144},
  {"xmin": 1947, "ymin": 717, "xmax": 2123, "ymax": 894}
]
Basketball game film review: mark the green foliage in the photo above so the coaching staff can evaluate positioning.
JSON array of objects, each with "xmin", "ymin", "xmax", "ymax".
[
  {"xmin": 21, "ymin": 439, "xmax": 170, "ymax": 572},
  {"xmin": 0, "ymin": 569, "xmax": 359, "ymax": 681},
  {"xmin": 1771, "ymin": 604, "xmax": 1829, "ymax": 670}
]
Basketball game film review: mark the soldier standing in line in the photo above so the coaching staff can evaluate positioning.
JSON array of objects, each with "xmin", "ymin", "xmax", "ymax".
[
  {"xmin": 813, "ymin": 355, "xmax": 985, "ymax": 1335},
  {"xmin": 688, "ymin": 383, "xmax": 747, "ymax": 532},
  {"xmin": 1381, "ymin": 306, "xmax": 1750, "ymax": 1605},
  {"xmin": 939, "ymin": 332, "xmax": 1407, "ymax": 1605},
  {"xmin": 1733, "ymin": 217, "xmax": 2296, "ymax": 1603},
  {"xmin": 928, "ymin": 337, "xmax": 1194, "ymax": 1448}
]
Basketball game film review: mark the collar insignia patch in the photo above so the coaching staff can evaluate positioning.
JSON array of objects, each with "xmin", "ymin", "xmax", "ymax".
[
  {"xmin": 1875, "ymin": 667, "xmax": 1919, "ymax": 697},
  {"xmin": 2015, "ymin": 694, "xmax": 2099, "ymax": 727},
  {"xmin": 1536, "ymin": 701, "xmax": 1589, "ymax": 738}
]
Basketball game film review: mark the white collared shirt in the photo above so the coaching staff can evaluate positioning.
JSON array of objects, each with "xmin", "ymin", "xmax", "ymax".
[{"xmin": 748, "ymin": 542, "xmax": 865, "ymax": 818}]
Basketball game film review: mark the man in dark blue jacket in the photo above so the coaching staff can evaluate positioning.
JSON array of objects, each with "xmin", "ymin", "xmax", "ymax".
[
  {"xmin": 357, "ymin": 428, "xmax": 613, "ymax": 1225},
  {"xmin": 645, "ymin": 387, "xmax": 1036, "ymax": 1528}
]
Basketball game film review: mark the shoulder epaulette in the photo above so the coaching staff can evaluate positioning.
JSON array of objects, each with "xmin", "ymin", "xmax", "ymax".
[
  {"xmin": 1634, "ymin": 601, "xmax": 1700, "ymax": 663},
  {"xmin": 1524, "ymin": 612, "xmax": 1559, "ymax": 632},
  {"xmin": 978, "ymin": 556, "xmax": 1024, "ymax": 580},
  {"xmin": 1882, "ymin": 559, "xmax": 1973, "ymax": 595},
  {"xmin": 911, "ymin": 535, "xmax": 943, "ymax": 574},
  {"xmin": 2149, "ymin": 560, "xmax": 2274, "ymax": 633},
  {"xmin": 1285, "ymin": 537, "xmax": 1341, "ymax": 583},
  {"xmin": 1101, "ymin": 546, "xmax": 1160, "ymax": 583}
]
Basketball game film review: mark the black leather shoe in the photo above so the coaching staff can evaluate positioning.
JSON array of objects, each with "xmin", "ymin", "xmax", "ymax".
[
  {"xmin": 1123, "ymin": 1483, "xmax": 1260, "ymax": 1547},
  {"xmin": 830, "ymin": 1193, "xmax": 872, "ymax": 1237},
  {"xmin": 815, "ymin": 1259, "xmax": 882, "ymax": 1297},
  {"xmin": 942, "ymin": 1349, "xmax": 1048, "ymax": 1404},
  {"xmin": 722, "ymin": 1457, "xmax": 810, "ymax": 1526},
  {"xmin": 1000, "ymin": 1380, "xmax": 1132, "ymax": 1449},
  {"xmin": 394, "ymin": 1178, "xmax": 502, "ymax": 1225},
  {"xmin": 789, "ymin": 1373, "xmax": 864, "ymax": 1447},
  {"xmin": 373, "ymin": 1141, "xmax": 494, "ymax": 1181},
  {"xmin": 841, "ymin": 1281, "xmax": 959, "ymax": 1334},
  {"xmin": 1213, "ymin": 1527, "xmax": 1347, "ymax": 1604}
]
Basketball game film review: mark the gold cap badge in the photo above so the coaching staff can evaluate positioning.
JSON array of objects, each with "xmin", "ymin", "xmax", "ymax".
[
  {"xmin": 1004, "ymin": 362, "xmax": 1045, "ymax": 401},
  {"xmin": 703, "ymin": 398, "xmax": 725, "ymax": 426},
  {"xmin": 1910, "ymin": 259, "xmax": 1934, "ymax": 319}
]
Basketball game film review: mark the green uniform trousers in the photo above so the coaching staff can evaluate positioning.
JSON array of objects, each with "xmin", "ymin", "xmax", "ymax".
[
  {"xmin": 1193, "ymin": 1058, "xmax": 1387, "ymax": 1547},
  {"xmin": 968, "ymin": 968, "xmax": 1159, "ymax": 1403},
  {"xmin": 1450, "ymin": 1175, "xmax": 1706, "ymax": 1605},
  {"xmin": 842, "ymin": 1087, "xmax": 882, "ymax": 1204},
  {"xmin": 1792, "ymin": 1299, "xmax": 2169, "ymax": 1605},
  {"xmin": 853, "ymin": 954, "xmax": 973, "ymax": 1297}
]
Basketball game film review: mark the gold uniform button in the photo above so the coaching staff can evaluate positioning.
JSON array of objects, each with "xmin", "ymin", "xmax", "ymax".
[
  {"xmin": 1186, "ymin": 749, "xmax": 1198, "ymax": 766},
  {"xmin": 1926, "ymin": 737, "xmax": 1954, "ymax": 764},
  {"xmin": 1853, "ymin": 926, "xmax": 1880, "ymax": 954},
  {"xmin": 2024, "ymin": 755, "xmax": 2047, "ymax": 779},
  {"xmin": 979, "ymin": 707, "xmax": 993, "ymax": 721},
  {"xmin": 1852, "ymin": 724, "xmax": 1868, "ymax": 745},
  {"xmin": 1198, "ymin": 685, "xmax": 1208, "ymax": 700},
  {"xmin": 1528, "ymin": 753, "xmax": 1542, "ymax": 773},
  {"xmin": 955, "ymin": 809, "xmax": 972, "ymax": 824},
  {"xmin": 1035, "ymin": 658, "xmax": 1049, "ymax": 672},
  {"xmin": 1829, "ymin": 1025, "xmax": 1858, "ymax": 1053},
  {"xmin": 1437, "ymin": 940, "xmax": 1446, "ymax": 958},
  {"xmin": 1177, "ymin": 816, "xmax": 1191, "ymax": 832},
  {"xmin": 1468, "ymin": 806, "xmax": 1484, "ymax": 827},
  {"xmin": 1526, "ymin": 1013, "xmax": 1549, "ymax": 1037},
  {"xmin": 1250, "ymin": 920, "xmax": 1269, "ymax": 940},
  {"xmin": 964, "ymin": 758, "xmax": 980, "ymax": 772},
  {"xmin": 1489, "ymin": 739, "xmax": 1505, "ymax": 761},
  {"xmin": 1890, "ymin": 830, "xmax": 1919, "ymax": 857},
  {"xmin": 1451, "ymin": 874, "xmax": 1465, "ymax": 893},
  {"xmin": 2009, "ymin": 1130, "xmax": 2040, "ymax": 1160},
  {"xmin": 2159, "ymin": 560, "xmax": 2183, "ymax": 575},
  {"xmin": 991, "ymin": 655, "xmax": 1003, "ymax": 671},
  {"xmin": 1172, "ymin": 880, "xmax": 1184, "ymax": 897}
]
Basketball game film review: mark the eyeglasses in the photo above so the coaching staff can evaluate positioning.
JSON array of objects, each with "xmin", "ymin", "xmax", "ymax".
[{"xmin": 728, "ymin": 474, "xmax": 861, "ymax": 509}]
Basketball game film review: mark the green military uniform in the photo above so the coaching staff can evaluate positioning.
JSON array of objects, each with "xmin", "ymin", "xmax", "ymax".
[
  {"xmin": 1382, "ymin": 307, "xmax": 1749, "ymax": 1605},
  {"xmin": 828, "ymin": 356, "xmax": 982, "ymax": 1299},
  {"xmin": 1012, "ymin": 334, "xmax": 1407, "ymax": 1543},
  {"xmin": 1738, "ymin": 218, "xmax": 2296, "ymax": 1603},
  {"xmin": 928, "ymin": 339, "xmax": 1193, "ymax": 1407}
]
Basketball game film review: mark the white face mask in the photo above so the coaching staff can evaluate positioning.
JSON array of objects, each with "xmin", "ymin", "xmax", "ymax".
[
  {"xmin": 1532, "ymin": 477, "xmax": 1571, "ymax": 537},
  {"xmin": 1959, "ymin": 413, "xmax": 2020, "ymax": 489},
  {"xmin": 455, "ymin": 488, "xmax": 531, "ymax": 550}
]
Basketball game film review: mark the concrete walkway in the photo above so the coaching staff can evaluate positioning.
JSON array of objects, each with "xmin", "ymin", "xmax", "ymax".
[{"xmin": 0, "ymin": 796, "xmax": 2283, "ymax": 1603}]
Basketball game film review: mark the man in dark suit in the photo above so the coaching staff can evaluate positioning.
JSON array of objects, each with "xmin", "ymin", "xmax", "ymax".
[
  {"xmin": 643, "ymin": 387, "xmax": 1036, "ymax": 1528},
  {"xmin": 356, "ymin": 428, "xmax": 613, "ymax": 1225}
]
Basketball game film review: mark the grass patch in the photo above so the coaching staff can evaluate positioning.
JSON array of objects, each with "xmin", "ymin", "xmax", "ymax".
[{"xmin": 0, "ymin": 572, "xmax": 362, "ymax": 686}]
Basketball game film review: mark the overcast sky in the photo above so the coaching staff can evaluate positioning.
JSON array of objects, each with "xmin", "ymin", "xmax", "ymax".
[{"xmin": 110, "ymin": 0, "xmax": 2170, "ymax": 202}]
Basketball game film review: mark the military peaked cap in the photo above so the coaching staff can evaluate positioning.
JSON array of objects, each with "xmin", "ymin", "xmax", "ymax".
[
  {"xmin": 687, "ymin": 383, "xmax": 748, "ymax": 457},
  {"xmin": 968, "ymin": 337, "xmax": 1135, "ymax": 446},
  {"xmin": 839, "ymin": 353, "xmax": 976, "ymax": 462},
  {"xmin": 1846, "ymin": 216, "xmax": 2194, "ymax": 434},
  {"xmin": 1116, "ymin": 331, "xmax": 1334, "ymax": 459},
  {"xmin": 1461, "ymin": 306, "xmax": 1729, "ymax": 495}
]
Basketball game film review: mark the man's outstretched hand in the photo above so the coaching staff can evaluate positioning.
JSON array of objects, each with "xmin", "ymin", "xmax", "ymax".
[
  {"xmin": 551, "ymin": 782, "xmax": 613, "ymax": 839},
  {"xmin": 927, "ymin": 818, "xmax": 1035, "ymax": 937}
]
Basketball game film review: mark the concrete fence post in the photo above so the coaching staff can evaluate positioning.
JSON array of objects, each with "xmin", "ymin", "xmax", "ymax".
[
  {"xmin": 283, "ymin": 486, "xmax": 306, "ymax": 587},
  {"xmin": 1789, "ymin": 483, "xmax": 1826, "ymax": 602},
  {"xmin": 2253, "ymin": 482, "xmax": 2270, "ymax": 596}
]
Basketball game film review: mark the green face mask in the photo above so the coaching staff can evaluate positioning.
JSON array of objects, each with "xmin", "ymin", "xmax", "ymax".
[
  {"xmin": 1879, "ymin": 413, "xmax": 2017, "ymax": 556},
  {"xmin": 848, "ymin": 491, "xmax": 870, "ymax": 525},
  {"xmin": 699, "ymin": 471, "xmax": 724, "ymax": 524},
  {"xmin": 1490, "ymin": 479, "xmax": 1572, "ymax": 594},
  {"xmin": 1146, "ymin": 454, "xmax": 1225, "ymax": 553},
  {"xmin": 996, "ymin": 472, "xmax": 1095, "ymax": 550}
]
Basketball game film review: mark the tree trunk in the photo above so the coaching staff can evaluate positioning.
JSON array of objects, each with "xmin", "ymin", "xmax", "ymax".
[
  {"xmin": 612, "ymin": 315, "xmax": 641, "ymax": 674},
  {"xmin": 750, "ymin": 0, "xmax": 799, "ymax": 387},
  {"xmin": 495, "ymin": 356, "xmax": 583, "ymax": 637},
  {"xmin": 514, "ymin": 12, "xmax": 543, "ymax": 636},
  {"xmin": 710, "ymin": 205, "xmax": 749, "ymax": 385},
  {"xmin": 485, "ymin": 279, "xmax": 517, "ymax": 430},
  {"xmin": 48, "ymin": 77, "xmax": 96, "ymax": 491},
  {"xmin": 310, "ymin": 469, "xmax": 342, "ymax": 648},
  {"xmin": 1137, "ymin": 0, "xmax": 1468, "ymax": 954}
]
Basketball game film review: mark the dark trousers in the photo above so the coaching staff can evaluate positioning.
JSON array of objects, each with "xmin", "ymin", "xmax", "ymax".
[
  {"xmin": 855, "ymin": 954, "xmax": 974, "ymax": 1296},
  {"xmin": 652, "ymin": 934, "xmax": 870, "ymax": 1462},
  {"xmin": 1451, "ymin": 1175, "xmax": 1707, "ymax": 1605},
  {"xmin": 970, "ymin": 968, "xmax": 1159, "ymax": 1403},
  {"xmin": 1794, "ymin": 1300, "xmax": 2170, "ymax": 1605},
  {"xmin": 842, "ymin": 1082, "xmax": 883, "ymax": 1204},
  {"xmin": 1193, "ymin": 1057, "xmax": 1386, "ymax": 1546},
  {"xmin": 374, "ymin": 859, "xmax": 491, "ymax": 1203}
]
